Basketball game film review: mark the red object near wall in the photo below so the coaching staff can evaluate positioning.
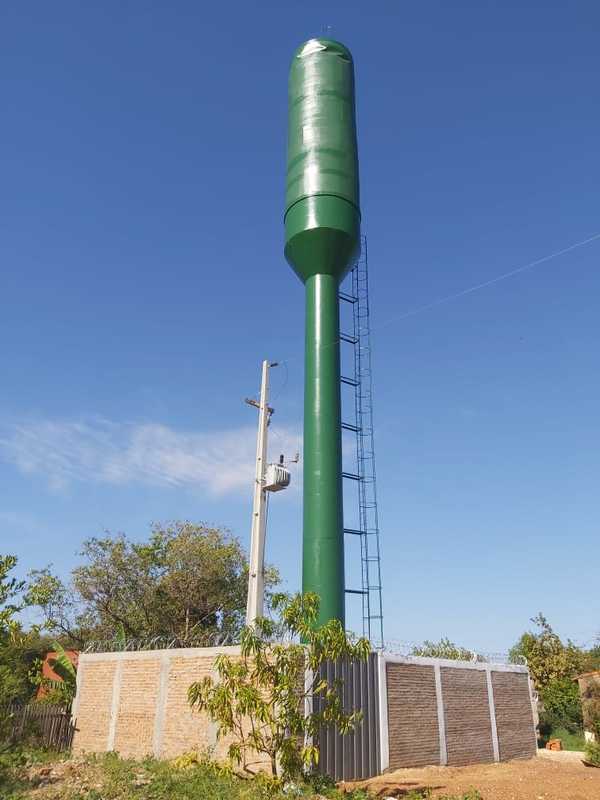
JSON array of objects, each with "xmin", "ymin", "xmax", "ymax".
[{"xmin": 36, "ymin": 650, "xmax": 79, "ymax": 699}]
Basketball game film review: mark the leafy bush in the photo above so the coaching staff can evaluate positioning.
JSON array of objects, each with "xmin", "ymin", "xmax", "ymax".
[
  {"xmin": 188, "ymin": 592, "xmax": 370, "ymax": 781},
  {"xmin": 581, "ymin": 678, "xmax": 600, "ymax": 741},
  {"xmin": 31, "ymin": 641, "xmax": 77, "ymax": 705},
  {"xmin": 584, "ymin": 739, "xmax": 600, "ymax": 767},
  {"xmin": 510, "ymin": 614, "xmax": 583, "ymax": 688},
  {"xmin": 541, "ymin": 677, "xmax": 582, "ymax": 722},
  {"xmin": 538, "ymin": 677, "xmax": 583, "ymax": 734},
  {"xmin": 537, "ymin": 724, "xmax": 585, "ymax": 751},
  {"xmin": 411, "ymin": 638, "xmax": 476, "ymax": 661}
]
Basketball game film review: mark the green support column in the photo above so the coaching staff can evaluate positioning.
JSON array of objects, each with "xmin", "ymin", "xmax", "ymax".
[
  {"xmin": 284, "ymin": 38, "xmax": 361, "ymax": 627},
  {"xmin": 303, "ymin": 272, "xmax": 344, "ymax": 624}
]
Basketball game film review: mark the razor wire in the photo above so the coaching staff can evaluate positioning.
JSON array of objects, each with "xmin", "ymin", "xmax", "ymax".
[
  {"xmin": 83, "ymin": 630, "xmax": 236, "ymax": 653},
  {"xmin": 382, "ymin": 639, "xmax": 527, "ymax": 667}
]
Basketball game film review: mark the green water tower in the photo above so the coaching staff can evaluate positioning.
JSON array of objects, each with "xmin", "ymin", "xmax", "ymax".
[{"xmin": 284, "ymin": 38, "xmax": 361, "ymax": 627}]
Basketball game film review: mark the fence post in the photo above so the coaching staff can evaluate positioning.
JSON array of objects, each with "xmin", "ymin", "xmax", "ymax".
[
  {"xmin": 434, "ymin": 664, "xmax": 448, "ymax": 766},
  {"xmin": 107, "ymin": 659, "xmax": 123, "ymax": 751},
  {"xmin": 377, "ymin": 652, "xmax": 389, "ymax": 773},
  {"xmin": 485, "ymin": 667, "xmax": 500, "ymax": 762},
  {"xmin": 152, "ymin": 651, "xmax": 171, "ymax": 758}
]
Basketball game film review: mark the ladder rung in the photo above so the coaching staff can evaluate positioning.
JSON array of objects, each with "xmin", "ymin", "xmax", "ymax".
[
  {"xmin": 339, "ymin": 291, "xmax": 358, "ymax": 303},
  {"xmin": 340, "ymin": 242, "xmax": 384, "ymax": 646},
  {"xmin": 342, "ymin": 471, "xmax": 362, "ymax": 481},
  {"xmin": 341, "ymin": 422, "xmax": 361, "ymax": 432}
]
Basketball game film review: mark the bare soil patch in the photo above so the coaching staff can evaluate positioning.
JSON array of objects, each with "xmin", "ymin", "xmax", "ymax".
[{"xmin": 343, "ymin": 754, "xmax": 600, "ymax": 800}]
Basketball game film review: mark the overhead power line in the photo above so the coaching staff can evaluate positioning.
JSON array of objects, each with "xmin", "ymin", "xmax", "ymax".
[{"xmin": 377, "ymin": 230, "xmax": 600, "ymax": 328}]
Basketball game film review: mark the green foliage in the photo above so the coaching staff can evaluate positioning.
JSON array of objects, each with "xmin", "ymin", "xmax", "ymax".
[
  {"xmin": 411, "ymin": 637, "xmax": 475, "ymax": 661},
  {"xmin": 581, "ymin": 679, "xmax": 600, "ymax": 741},
  {"xmin": 0, "ymin": 631, "xmax": 59, "ymax": 707},
  {"xmin": 538, "ymin": 677, "xmax": 583, "ymax": 733},
  {"xmin": 0, "ymin": 556, "xmax": 25, "ymax": 640},
  {"xmin": 188, "ymin": 592, "xmax": 370, "ymax": 781},
  {"xmin": 510, "ymin": 613, "xmax": 585, "ymax": 736},
  {"xmin": 0, "ymin": 556, "xmax": 54, "ymax": 706},
  {"xmin": 48, "ymin": 642, "xmax": 77, "ymax": 687},
  {"xmin": 0, "ymin": 750, "xmax": 381, "ymax": 799},
  {"xmin": 537, "ymin": 723, "xmax": 585, "ymax": 751},
  {"xmin": 584, "ymin": 738, "xmax": 600, "ymax": 767},
  {"xmin": 30, "ymin": 642, "xmax": 78, "ymax": 706},
  {"xmin": 509, "ymin": 613, "xmax": 584, "ymax": 688},
  {"xmin": 28, "ymin": 522, "xmax": 279, "ymax": 647},
  {"xmin": 583, "ymin": 642, "xmax": 600, "ymax": 672}
]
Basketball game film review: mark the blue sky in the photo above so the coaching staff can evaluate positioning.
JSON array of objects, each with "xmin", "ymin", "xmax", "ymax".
[{"xmin": 1, "ymin": 1, "xmax": 599, "ymax": 652}]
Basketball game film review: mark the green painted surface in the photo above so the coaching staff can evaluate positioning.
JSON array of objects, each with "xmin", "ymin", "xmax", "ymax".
[
  {"xmin": 284, "ymin": 38, "xmax": 361, "ymax": 626},
  {"xmin": 303, "ymin": 273, "xmax": 345, "ymax": 624}
]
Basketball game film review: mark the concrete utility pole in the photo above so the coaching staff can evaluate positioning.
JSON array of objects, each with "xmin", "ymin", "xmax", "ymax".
[{"xmin": 245, "ymin": 360, "xmax": 274, "ymax": 626}]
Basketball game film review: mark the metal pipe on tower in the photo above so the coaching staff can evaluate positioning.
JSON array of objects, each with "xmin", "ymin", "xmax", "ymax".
[{"xmin": 284, "ymin": 38, "xmax": 361, "ymax": 627}]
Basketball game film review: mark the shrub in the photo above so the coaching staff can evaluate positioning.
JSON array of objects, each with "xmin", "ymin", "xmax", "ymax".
[
  {"xmin": 411, "ymin": 638, "xmax": 476, "ymax": 661},
  {"xmin": 540, "ymin": 677, "xmax": 583, "ymax": 729},
  {"xmin": 584, "ymin": 739, "xmax": 600, "ymax": 767},
  {"xmin": 188, "ymin": 592, "xmax": 370, "ymax": 781}
]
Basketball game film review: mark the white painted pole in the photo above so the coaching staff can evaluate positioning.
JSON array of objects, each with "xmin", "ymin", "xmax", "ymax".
[{"xmin": 246, "ymin": 360, "xmax": 271, "ymax": 626}]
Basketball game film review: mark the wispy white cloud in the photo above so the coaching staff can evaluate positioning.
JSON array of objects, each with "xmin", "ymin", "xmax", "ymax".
[{"xmin": 0, "ymin": 417, "xmax": 301, "ymax": 496}]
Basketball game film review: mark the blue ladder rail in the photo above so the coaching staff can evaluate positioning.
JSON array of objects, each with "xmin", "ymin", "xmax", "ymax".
[{"xmin": 338, "ymin": 235, "xmax": 385, "ymax": 649}]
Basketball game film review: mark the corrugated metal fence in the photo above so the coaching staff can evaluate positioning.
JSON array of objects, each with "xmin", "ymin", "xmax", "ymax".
[{"xmin": 314, "ymin": 653, "xmax": 381, "ymax": 781}]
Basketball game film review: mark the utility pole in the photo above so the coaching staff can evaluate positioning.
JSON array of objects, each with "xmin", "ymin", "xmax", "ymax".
[{"xmin": 245, "ymin": 360, "xmax": 274, "ymax": 626}]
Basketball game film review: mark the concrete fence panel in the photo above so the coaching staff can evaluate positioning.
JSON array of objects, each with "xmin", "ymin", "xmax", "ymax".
[
  {"xmin": 441, "ymin": 667, "xmax": 495, "ymax": 766},
  {"xmin": 491, "ymin": 671, "xmax": 538, "ymax": 761},
  {"xmin": 381, "ymin": 656, "xmax": 537, "ymax": 772},
  {"xmin": 386, "ymin": 662, "xmax": 440, "ymax": 769}
]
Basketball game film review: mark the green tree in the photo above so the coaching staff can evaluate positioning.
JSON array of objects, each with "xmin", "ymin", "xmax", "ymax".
[
  {"xmin": 583, "ymin": 640, "xmax": 600, "ymax": 673},
  {"xmin": 0, "ymin": 556, "xmax": 40, "ymax": 705},
  {"xmin": 28, "ymin": 522, "xmax": 279, "ymax": 647},
  {"xmin": 509, "ymin": 614, "xmax": 584, "ymax": 689},
  {"xmin": 411, "ymin": 637, "xmax": 476, "ymax": 661},
  {"xmin": 0, "ymin": 556, "xmax": 25, "ymax": 640},
  {"xmin": 510, "ymin": 613, "xmax": 585, "ymax": 735},
  {"xmin": 188, "ymin": 592, "xmax": 370, "ymax": 781},
  {"xmin": 539, "ymin": 678, "xmax": 583, "ymax": 732}
]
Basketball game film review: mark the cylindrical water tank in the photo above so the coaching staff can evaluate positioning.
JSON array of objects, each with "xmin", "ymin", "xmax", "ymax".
[{"xmin": 285, "ymin": 38, "xmax": 361, "ymax": 283}]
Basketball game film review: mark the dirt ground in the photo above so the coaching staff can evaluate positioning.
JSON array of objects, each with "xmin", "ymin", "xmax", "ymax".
[{"xmin": 343, "ymin": 753, "xmax": 600, "ymax": 800}]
